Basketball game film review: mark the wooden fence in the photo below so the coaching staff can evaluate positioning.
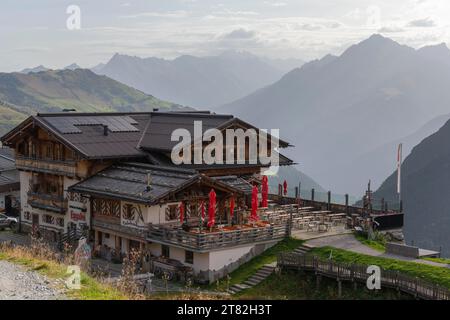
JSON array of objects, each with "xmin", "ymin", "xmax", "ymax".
[{"xmin": 278, "ymin": 252, "xmax": 450, "ymax": 300}]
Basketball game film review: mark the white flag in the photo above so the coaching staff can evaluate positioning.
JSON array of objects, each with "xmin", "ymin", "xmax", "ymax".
[{"xmin": 397, "ymin": 143, "xmax": 402, "ymax": 194}]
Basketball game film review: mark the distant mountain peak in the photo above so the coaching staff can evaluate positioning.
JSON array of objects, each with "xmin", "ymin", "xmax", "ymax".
[
  {"xmin": 64, "ymin": 63, "xmax": 81, "ymax": 70},
  {"xmin": 20, "ymin": 65, "xmax": 49, "ymax": 74},
  {"xmin": 417, "ymin": 42, "xmax": 450, "ymax": 64}
]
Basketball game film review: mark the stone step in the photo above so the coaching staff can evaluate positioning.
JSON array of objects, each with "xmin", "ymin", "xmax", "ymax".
[
  {"xmin": 234, "ymin": 283, "xmax": 251, "ymax": 290},
  {"xmin": 256, "ymin": 269, "xmax": 273, "ymax": 275},
  {"xmin": 260, "ymin": 266, "xmax": 275, "ymax": 272},
  {"xmin": 249, "ymin": 275, "xmax": 267, "ymax": 282},
  {"xmin": 244, "ymin": 279, "xmax": 262, "ymax": 286},
  {"xmin": 228, "ymin": 286, "xmax": 242, "ymax": 293}
]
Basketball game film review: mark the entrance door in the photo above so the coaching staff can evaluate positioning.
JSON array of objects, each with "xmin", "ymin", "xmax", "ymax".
[
  {"xmin": 32, "ymin": 214, "xmax": 39, "ymax": 235},
  {"xmin": 4, "ymin": 196, "xmax": 11, "ymax": 215}
]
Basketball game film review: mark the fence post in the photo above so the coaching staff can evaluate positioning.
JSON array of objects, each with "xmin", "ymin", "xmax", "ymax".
[
  {"xmin": 327, "ymin": 191, "xmax": 331, "ymax": 211},
  {"xmin": 298, "ymin": 182, "xmax": 301, "ymax": 198},
  {"xmin": 345, "ymin": 194, "xmax": 349, "ymax": 215}
]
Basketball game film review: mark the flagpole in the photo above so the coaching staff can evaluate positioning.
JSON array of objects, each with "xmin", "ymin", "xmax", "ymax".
[{"xmin": 397, "ymin": 143, "xmax": 402, "ymax": 211}]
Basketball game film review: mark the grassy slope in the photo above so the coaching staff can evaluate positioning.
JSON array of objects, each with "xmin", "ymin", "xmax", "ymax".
[
  {"xmin": 211, "ymin": 238, "xmax": 304, "ymax": 291},
  {"xmin": 423, "ymin": 257, "xmax": 450, "ymax": 264},
  {"xmin": 354, "ymin": 233, "xmax": 386, "ymax": 252},
  {"xmin": 0, "ymin": 69, "xmax": 180, "ymax": 136},
  {"xmin": 238, "ymin": 271, "xmax": 411, "ymax": 300},
  {"xmin": 311, "ymin": 246, "xmax": 450, "ymax": 289}
]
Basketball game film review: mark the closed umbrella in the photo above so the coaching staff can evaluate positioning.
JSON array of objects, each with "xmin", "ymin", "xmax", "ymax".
[
  {"xmin": 179, "ymin": 202, "xmax": 185, "ymax": 224},
  {"xmin": 208, "ymin": 189, "xmax": 216, "ymax": 228},
  {"xmin": 261, "ymin": 175, "xmax": 269, "ymax": 207},
  {"xmin": 230, "ymin": 197, "xmax": 235, "ymax": 222},
  {"xmin": 250, "ymin": 185, "xmax": 259, "ymax": 221}
]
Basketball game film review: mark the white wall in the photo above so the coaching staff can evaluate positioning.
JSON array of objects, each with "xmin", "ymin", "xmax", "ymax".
[{"xmin": 208, "ymin": 245, "xmax": 254, "ymax": 271}]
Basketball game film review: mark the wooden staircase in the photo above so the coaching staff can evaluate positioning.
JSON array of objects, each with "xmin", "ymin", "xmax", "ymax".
[{"xmin": 292, "ymin": 243, "xmax": 313, "ymax": 256}]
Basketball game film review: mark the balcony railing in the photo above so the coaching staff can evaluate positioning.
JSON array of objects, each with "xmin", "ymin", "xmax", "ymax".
[
  {"xmin": 147, "ymin": 223, "xmax": 288, "ymax": 252},
  {"xmin": 16, "ymin": 156, "xmax": 78, "ymax": 177},
  {"xmin": 27, "ymin": 191, "xmax": 67, "ymax": 214},
  {"xmin": 92, "ymin": 219, "xmax": 147, "ymax": 239}
]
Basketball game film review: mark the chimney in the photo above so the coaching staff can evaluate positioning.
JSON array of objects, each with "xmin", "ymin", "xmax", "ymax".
[
  {"xmin": 146, "ymin": 172, "xmax": 152, "ymax": 191},
  {"xmin": 103, "ymin": 125, "xmax": 108, "ymax": 136}
]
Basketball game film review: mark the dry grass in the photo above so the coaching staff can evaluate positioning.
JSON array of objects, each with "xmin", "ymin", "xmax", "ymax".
[
  {"xmin": 0, "ymin": 238, "xmax": 130, "ymax": 300},
  {"xmin": 0, "ymin": 238, "xmax": 222, "ymax": 300}
]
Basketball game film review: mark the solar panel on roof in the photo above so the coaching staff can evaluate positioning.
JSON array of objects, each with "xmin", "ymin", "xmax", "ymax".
[{"xmin": 47, "ymin": 115, "xmax": 140, "ymax": 134}]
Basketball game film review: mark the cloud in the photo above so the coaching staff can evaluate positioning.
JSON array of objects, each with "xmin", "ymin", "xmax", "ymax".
[
  {"xmin": 221, "ymin": 28, "xmax": 257, "ymax": 40},
  {"xmin": 296, "ymin": 23, "xmax": 323, "ymax": 31},
  {"xmin": 121, "ymin": 10, "xmax": 189, "ymax": 19},
  {"xmin": 378, "ymin": 25, "xmax": 405, "ymax": 33},
  {"xmin": 407, "ymin": 17, "xmax": 436, "ymax": 27},
  {"xmin": 264, "ymin": 1, "xmax": 287, "ymax": 7}
]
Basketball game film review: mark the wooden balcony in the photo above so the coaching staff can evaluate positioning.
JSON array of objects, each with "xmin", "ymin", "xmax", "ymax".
[
  {"xmin": 27, "ymin": 191, "xmax": 67, "ymax": 214},
  {"xmin": 92, "ymin": 219, "xmax": 147, "ymax": 242},
  {"xmin": 16, "ymin": 156, "xmax": 78, "ymax": 177},
  {"xmin": 147, "ymin": 223, "xmax": 288, "ymax": 252}
]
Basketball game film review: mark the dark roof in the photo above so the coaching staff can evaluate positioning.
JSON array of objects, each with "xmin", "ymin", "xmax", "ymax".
[
  {"xmin": 213, "ymin": 176, "xmax": 253, "ymax": 194},
  {"xmin": 0, "ymin": 147, "xmax": 15, "ymax": 170},
  {"xmin": 69, "ymin": 162, "xmax": 243, "ymax": 204},
  {"xmin": 34, "ymin": 113, "xmax": 151, "ymax": 159},
  {"xmin": 1, "ymin": 111, "xmax": 293, "ymax": 162},
  {"xmin": 0, "ymin": 169, "xmax": 19, "ymax": 192},
  {"xmin": 138, "ymin": 112, "xmax": 234, "ymax": 151},
  {"xmin": 0, "ymin": 147, "xmax": 19, "ymax": 192}
]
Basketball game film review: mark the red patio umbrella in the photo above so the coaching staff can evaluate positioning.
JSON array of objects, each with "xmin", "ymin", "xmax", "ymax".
[
  {"xmin": 250, "ymin": 185, "xmax": 259, "ymax": 221},
  {"xmin": 283, "ymin": 180, "xmax": 288, "ymax": 196},
  {"xmin": 179, "ymin": 202, "xmax": 185, "ymax": 224},
  {"xmin": 261, "ymin": 175, "xmax": 269, "ymax": 207},
  {"xmin": 207, "ymin": 189, "xmax": 216, "ymax": 228},
  {"xmin": 230, "ymin": 197, "xmax": 235, "ymax": 220}
]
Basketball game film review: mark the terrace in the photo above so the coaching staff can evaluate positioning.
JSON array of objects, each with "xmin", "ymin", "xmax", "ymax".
[{"xmin": 147, "ymin": 220, "xmax": 288, "ymax": 253}]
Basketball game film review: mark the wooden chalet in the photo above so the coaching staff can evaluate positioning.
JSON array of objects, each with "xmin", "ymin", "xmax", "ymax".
[{"xmin": 1, "ymin": 111, "xmax": 294, "ymax": 283}]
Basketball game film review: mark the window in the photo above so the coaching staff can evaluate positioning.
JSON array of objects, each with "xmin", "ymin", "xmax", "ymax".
[
  {"xmin": 104, "ymin": 233, "xmax": 110, "ymax": 239},
  {"xmin": 161, "ymin": 245, "xmax": 170, "ymax": 258},
  {"xmin": 43, "ymin": 214, "xmax": 55, "ymax": 224},
  {"xmin": 23, "ymin": 212, "xmax": 31, "ymax": 221},
  {"xmin": 165, "ymin": 205, "xmax": 178, "ymax": 221},
  {"xmin": 56, "ymin": 218, "xmax": 64, "ymax": 227},
  {"xmin": 185, "ymin": 250, "xmax": 194, "ymax": 264}
]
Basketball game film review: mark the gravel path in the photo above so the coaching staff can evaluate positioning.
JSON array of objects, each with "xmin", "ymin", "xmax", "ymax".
[{"xmin": 0, "ymin": 260, "xmax": 67, "ymax": 300}]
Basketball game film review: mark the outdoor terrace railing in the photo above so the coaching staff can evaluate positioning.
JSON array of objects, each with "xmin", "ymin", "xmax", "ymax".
[
  {"xmin": 278, "ymin": 252, "xmax": 450, "ymax": 300},
  {"xmin": 147, "ymin": 223, "xmax": 288, "ymax": 252}
]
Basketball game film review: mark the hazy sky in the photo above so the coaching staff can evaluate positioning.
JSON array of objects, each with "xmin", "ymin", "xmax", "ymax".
[{"xmin": 1, "ymin": 0, "xmax": 449, "ymax": 72}]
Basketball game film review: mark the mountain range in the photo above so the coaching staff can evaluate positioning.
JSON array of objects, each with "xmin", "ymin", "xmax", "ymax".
[
  {"xmin": 222, "ymin": 34, "xmax": 450, "ymax": 196},
  {"xmin": 372, "ymin": 118, "xmax": 450, "ymax": 257},
  {"xmin": 0, "ymin": 68, "xmax": 183, "ymax": 135},
  {"xmin": 92, "ymin": 51, "xmax": 303, "ymax": 108}
]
